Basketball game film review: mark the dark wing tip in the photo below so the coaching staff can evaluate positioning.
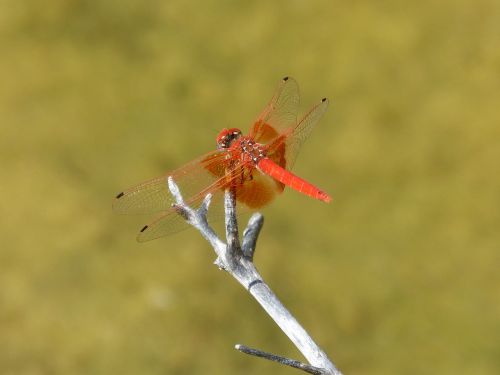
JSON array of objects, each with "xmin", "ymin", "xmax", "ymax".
[
  {"xmin": 321, "ymin": 97, "xmax": 328, "ymax": 103},
  {"xmin": 282, "ymin": 76, "xmax": 289, "ymax": 81},
  {"xmin": 140, "ymin": 225, "xmax": 149, "ymax": 233},
  {"xmin": 115, "ymin": 192, "xmax": 125, "ymax": 199}
]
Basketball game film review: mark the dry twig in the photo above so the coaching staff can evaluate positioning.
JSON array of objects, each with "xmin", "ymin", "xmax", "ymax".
[{"xmin": 167, "ymin": 177, "xmax": 342, "ymax": 375}]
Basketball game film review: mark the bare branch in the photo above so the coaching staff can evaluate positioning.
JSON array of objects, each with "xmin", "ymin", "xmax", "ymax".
[
  {"xmin": 167, "ymin": 178, "xmax": 342, "ymax": 375},
  {"xmin": 224, "ymin": 187, "xmax": 241, "ymax": 253},
  {"xmin": 235, "ymin": 344, "xmax": 327, "ymax": 375},
  {"xmin": 167, "ymin": 176, "xmax": 185, "ymax": 204}
]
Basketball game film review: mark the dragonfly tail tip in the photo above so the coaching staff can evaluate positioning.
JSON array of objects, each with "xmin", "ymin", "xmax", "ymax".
[{"xmin": 320, "ymin": 192, "xmax": 332, "ymax": 203}]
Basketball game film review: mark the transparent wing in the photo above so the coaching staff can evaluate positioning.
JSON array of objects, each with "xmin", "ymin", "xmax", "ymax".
[
  {"xmin": 113, "ymin": 150, "xmax": 228, "ymax": 215},
  {"xmin": 250, "ymin": 77, "xmax": 300, "ymax": 143},
  {"xmin": 268, "ymin": 98, "xmax": 329, "ymax": 170},
  {"xmin": 136, "ymin": 161, "xmax": 257, "ymax": 242},
  {"xmin": 136, "ymin": 180, "xmax": 227, "ymax": 242}
]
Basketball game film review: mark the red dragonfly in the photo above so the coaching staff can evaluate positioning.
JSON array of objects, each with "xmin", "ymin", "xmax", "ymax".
[{"xmin": 114, "ymin": 77, "xmax": 331, "ymax": 241}]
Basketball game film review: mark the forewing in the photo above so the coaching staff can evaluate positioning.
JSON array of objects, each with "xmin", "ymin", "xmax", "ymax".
[
  {"xmin": 250, "ymin": 77, "xmax": 300, "ymax": 143},
  {"xmin": 113, "ymin": 150, "xmax": 228, "ymax": 214}
]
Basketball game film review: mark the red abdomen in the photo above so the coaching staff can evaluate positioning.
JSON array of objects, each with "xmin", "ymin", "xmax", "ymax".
[{"xmin": 257, "ymin": 158, "xmax": 331, "ymax": 203}]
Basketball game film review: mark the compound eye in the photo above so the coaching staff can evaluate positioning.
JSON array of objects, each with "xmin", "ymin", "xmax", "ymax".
[{"xmin": 217, "ymin": 128, "xmax": 241, "ymax": 149}]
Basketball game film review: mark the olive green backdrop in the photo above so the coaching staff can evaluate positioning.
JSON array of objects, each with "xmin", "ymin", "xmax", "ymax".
[{"xmin": 1, "ymin": 1, "xmax": 499, "ymax": 374}]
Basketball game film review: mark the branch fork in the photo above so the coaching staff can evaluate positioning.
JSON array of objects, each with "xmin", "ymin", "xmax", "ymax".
[{"xmin": 167, "ymin": 177, "xmax": 342, "ymax": 375}]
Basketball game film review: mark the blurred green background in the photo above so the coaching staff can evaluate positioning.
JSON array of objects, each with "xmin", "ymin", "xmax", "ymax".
[{"xmin": 1, "ymin": 0, "xmax": 499, "ymax": 374}]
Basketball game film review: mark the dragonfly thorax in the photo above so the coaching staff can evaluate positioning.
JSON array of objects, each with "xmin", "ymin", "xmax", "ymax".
[{"xmin": 236, "ymin": 136, "xmax": 267, "ymax": 164}]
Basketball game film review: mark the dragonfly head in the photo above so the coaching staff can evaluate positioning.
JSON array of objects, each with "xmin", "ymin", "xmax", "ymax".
[{"xmin": 216, "ymin": 128, "xmax": 242, "ymax": 149}]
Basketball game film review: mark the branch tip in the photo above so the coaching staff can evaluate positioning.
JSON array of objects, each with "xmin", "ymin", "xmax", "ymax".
[
  {"xmin": 235, "ymin": 344, "xmax": 327, "ymax": 375},
  {"xmin": 242, "ymin": 213, "xmax": 264, "ymax": 259},
  {"xmin": 167, "ymin": 176, "xmax": 184, "ymax": 204},
  {"xmin": 199, "ymin": 193, "xmax": 212, "ymax": 216}
]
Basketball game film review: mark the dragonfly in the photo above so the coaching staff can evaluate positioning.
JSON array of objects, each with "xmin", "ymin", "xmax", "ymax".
[{"xmin": 114, "ymin": 77, "xmax": 331, "ymax": 242}]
